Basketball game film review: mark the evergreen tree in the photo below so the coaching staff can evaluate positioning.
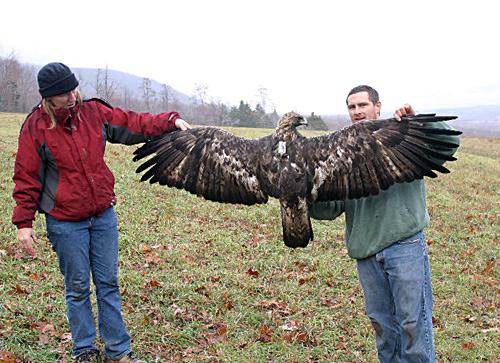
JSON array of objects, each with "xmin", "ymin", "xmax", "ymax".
[
  {"xmin": 229, "ymin": 101, "xmax": 257, "ymax": 127},
  {"xmin": 307, "ymin": 112, "xmax": 328, "ymax": 131}
]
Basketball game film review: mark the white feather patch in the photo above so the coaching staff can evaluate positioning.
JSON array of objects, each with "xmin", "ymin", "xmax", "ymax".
[{"xmin": 278, "ymin": 141, "xmax": 286, "ymax": 155}]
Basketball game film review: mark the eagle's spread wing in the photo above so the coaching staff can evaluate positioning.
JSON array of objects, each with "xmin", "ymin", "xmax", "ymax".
[
  {"xmin": 306, "ymin": 114, "xmax": 461, "ymax": 201},
  {"xmin": 133, "ymin": 127, "xmax": 270, "ymax": 205}
]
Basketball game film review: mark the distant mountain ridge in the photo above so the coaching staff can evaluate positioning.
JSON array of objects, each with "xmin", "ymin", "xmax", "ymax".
[
  {"xmin": 326, "ymin": 106, "xmax": 500, "ymax": 137},
  {"xmin": 73, "ymin": 67, "xmax": 191, "ymax": 105},
  {"xmin": 422, "ymin": 105, "xmax": 500, "ymax": 137}
]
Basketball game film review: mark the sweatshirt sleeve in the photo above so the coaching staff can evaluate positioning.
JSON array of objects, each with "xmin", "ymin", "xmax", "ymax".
[
  {"xmin": 94, "ymin": 100, "xmax": 181, "ymax": 145},
  {"xmin": 309, "ymin": 200, "xmax": 345, "ymax": 220},
  {"xmin": 12, "ymin": 123, "xmax": 43, "ymax": 229}
]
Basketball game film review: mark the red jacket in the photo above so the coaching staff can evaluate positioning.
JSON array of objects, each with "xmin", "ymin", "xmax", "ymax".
[{"xmin": 12, "ymin": 99, "xmax": 180, "ymax": 228}]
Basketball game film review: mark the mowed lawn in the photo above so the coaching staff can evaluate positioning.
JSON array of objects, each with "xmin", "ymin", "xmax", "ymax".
[{"xmin": 0, "ymin": 112, "xmax": 498, "ymax": 362}]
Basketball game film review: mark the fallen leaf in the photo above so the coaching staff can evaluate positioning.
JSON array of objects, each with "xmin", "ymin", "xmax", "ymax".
[
  {"xmin": 257, "ymin": 325, "xmax": 273, "ymax": 343},
  {"xmin": 205, "ymin": 322, "xmax": 227, "ymax": 344},
  {"xmin": 38, "ymin": 333, "xmax": 50, "ymax": 345},
  {"xmin": 282, "ymin": 331, "xmax": 315, "ymax": 346},
  {"xmin": 255, "ymin": 300, "xmax": 292, "ymax": 316},
  {"xmin": 144, "ymin": 279, "xmax": 162, "ymax": 288},
  {"xmin": 481, "ymin": 327, "xmax": 499, "ymax": 333},
  {"xmin": 464, "ymin": 315, "xmax": 476, "ymax": 322},
  {"xmin": 14, "ymin": 284, "xmax": 29, "ymax": 295},
  {"xmin": 321, "ymin": 298, "xmax": 343, "ymax": 309},
  {"xmin": 29, "ymin": 273, "xmax": 39, "ymax": 281},
  {"xmin": 482, "ymin": 259, "xmax": 495, "ymax": 275},
  {"xmin": 246, "ymin": 268, "xmax": 259, "ymax": 278},
  {"xmin": 280, "ymin": 320, "xmax": 299, "ymax": 331},
  {"xmin": 461, "ymin": 341, "xmax": 475, "ymax": 349},
  {"xmin": 59, "ymin": 332, "xmax": 72, "ymax": 343},
  {"xmin": 223, "ymin": 292, "xmax": 234, "ymax": 310},
  {"xmin": 0, "ymin": 350, "xmax": 16, "ymax": 363}
]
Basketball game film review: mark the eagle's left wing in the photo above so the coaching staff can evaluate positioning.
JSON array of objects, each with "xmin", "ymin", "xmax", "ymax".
[
  {"xmin": 133, "ymin": 127, "xmax": 271, "ymax": 205},
  {"xmin": 305, "ymin": 114, "xmax": 461, "ymax": 201}
]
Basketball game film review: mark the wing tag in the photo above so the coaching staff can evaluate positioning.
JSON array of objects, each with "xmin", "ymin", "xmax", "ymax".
[{"xmin": 278, "ymin": 141, "xmax": 287, "ymax": 155}]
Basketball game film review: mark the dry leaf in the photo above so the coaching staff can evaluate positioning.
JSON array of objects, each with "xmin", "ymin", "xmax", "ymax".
[
  {"xmin": 461, "ymin": 341, "xmax": 475, "ymax": 349},
  {"xmin": 246, "ymin": 268, "xmax": 259, "ymax": 278},
  {"xmin": 0, "ymin": 350, "xmax": 16, "ymax": 363},
  {"xmin": 257, "ymin": 325, "xmax": 273, "ymax": 343},
  {"xmin": 38, "ymin": 333, "xmax": 50, "ymax": 345}
]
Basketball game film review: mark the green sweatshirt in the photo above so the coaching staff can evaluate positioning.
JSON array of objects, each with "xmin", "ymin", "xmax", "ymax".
[{"xmin": 309, "ymin": 121, "xmax": 460, "ymax": 260}]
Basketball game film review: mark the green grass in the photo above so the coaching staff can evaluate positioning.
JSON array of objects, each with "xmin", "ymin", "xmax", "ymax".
[{"xmin": 0, "ymin": 113, "xmax": 498, "ymax": 362}]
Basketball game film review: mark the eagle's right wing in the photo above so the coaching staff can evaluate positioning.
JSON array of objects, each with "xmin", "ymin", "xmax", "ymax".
[
  {"xmin": 305, "ymin": 114, "xmax": 461, "ymax": 201},
  {"xmin": 133, "ymin": 127, "xmax": 271, "ymax": 205}
]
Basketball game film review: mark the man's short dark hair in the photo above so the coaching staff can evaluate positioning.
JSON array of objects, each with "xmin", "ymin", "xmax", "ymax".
[{"xmin": 346, "ymin": 85, "xmax": 379, "ymax": 105}]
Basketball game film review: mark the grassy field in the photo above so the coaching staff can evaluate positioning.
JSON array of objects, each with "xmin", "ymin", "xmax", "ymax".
[{"xmin": 0, "ymin": 112, "xmax": 498, "ymax": 362}]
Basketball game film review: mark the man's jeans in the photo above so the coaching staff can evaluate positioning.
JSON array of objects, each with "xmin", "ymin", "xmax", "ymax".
[
  {"xmin": 46, "ymin": 207, "xmax": 131, "ymax": 359},
  {"xmin": 356, "ymin": 231, "xmax": 435, "ymax": 363}
]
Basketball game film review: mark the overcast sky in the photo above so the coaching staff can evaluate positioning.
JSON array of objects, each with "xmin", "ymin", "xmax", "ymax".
[{"xmin": 1, "ymin": 0, "xmax": 498, "ymax": 115}]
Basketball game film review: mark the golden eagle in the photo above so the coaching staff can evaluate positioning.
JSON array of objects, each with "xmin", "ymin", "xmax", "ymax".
[{"xmin": 133, "ymin": 112, "xmax": 460, "ymax": 248}]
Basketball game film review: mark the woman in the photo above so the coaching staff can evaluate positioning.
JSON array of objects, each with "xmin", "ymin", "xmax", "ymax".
[{"xmin": 12, "ymin": 62, "xmax": 191, "ymax": 363}]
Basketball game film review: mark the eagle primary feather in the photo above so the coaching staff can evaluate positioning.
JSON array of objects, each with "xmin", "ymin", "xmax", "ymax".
[{"xmin": 133, "ymin": 112, "xmax": 461, "ymax": 248}]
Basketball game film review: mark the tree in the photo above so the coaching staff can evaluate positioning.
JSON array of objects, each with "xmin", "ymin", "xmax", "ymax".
[
  {"xmin": 256, "ymin": 86, "xmax": 269, "ymax": 113},
  {"xmin": 212, "ymin": 100, "xmax": 230, "ymax": 126},
  {"xmin": 0, "ymin": 53, "xmax": 38, "ymax": 113},
  {"xmin": 192, "ymin": 83, "xmax": 208, "ymax": 106},
  {"xmin": 160, "ymin": 84, "xmax": 170, "ymax": 111},
  {"xmin": 90, "ymin": 66, "xmax": 117, "ymax": 102},
  {"xmin": 306, "ymin": 112, "xmax": 328, "ymax": 131},
  {"xmin": 255, "ymin": 103, "xmax": 273, "ymax": 128},
  {"xmin": 229, "ymin": 101, "xmax": 256, "ymax": 127},
  {"xmin": 101, "ymin": 66, "xmax": 117, "ymax": 102},
  {"xmin": 141, "ymin": 78, "xmax": 156, "ymax": 112}
]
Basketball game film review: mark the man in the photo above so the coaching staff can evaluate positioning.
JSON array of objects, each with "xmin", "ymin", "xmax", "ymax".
[{"xmin": 310, "ymin": 85, "xmax": 460, "ymax": 362}]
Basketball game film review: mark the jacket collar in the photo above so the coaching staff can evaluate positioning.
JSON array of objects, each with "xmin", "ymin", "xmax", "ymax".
[{"xmin": 41, "ymin": 103, "xmax": 80, "ymax": 128}]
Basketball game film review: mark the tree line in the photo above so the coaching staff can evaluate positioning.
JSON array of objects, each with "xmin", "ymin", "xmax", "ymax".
[{"xmin": 0, "ymin": 54, "xmax": 328, "ymax": 130}]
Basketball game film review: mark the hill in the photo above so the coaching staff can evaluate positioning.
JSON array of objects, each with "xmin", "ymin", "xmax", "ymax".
[
  {"xmin": 73, "ymin": 67, "xmax": 192, "ymax": 105},
  {"xmin": 323, "ymin": 106, "xmax": 500, "ymax": 137}
]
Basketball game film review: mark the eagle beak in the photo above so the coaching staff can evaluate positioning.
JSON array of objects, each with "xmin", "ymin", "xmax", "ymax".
[{"xmin": 300, "ymin": 117, "xmax": 308, "ymax": 126}]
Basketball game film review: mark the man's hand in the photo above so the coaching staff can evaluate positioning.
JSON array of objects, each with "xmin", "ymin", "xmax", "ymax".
[
  {"xmin": 394, "ymin": 103, "xmax": 415, "ymax": 121},
  {"xmin": 17, "ymin": 227, "xmax": 38, "ymax": 257},
  {"xmin": 175, "ymin": 118, "xmax": 192, "ymax": 131}
]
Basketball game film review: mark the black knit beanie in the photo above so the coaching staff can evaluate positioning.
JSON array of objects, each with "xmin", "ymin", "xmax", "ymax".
[{"xmin": 37, "ymin": 62, "xmax": 79, "ymax": 98}]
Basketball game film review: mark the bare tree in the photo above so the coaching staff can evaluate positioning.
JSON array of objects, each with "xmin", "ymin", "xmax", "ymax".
[
  {"xmin": 160, "ymin": 83, "xmax": 170, "ymax": 111},
  {"xmin": 91, "ymin": 66, "xmax": 117, "ymax": 102},
  {"xmin": 192, "ymin": 83, "xmax": 208, "ymax": 105},
  {"xmin": 211, "ymin": 98, "xmax": 230, "ymax": 126},
  {"xmin": 0, "ymin": 53, "xmax": 38, "ymax": 112},
  {"xmin": 120, "ymin": 85, "xmax": 133, "ymax": 109},
  {"xmin": 141, "ymin": 77, "xmax": 156, "ymax": 112},
  {"xmin": 256, "ymin": 86, "xmax": 269, "ymax": 112},
  {"xmin": 102, "ymin": 66, "xmax": 117, "ymax": 102},
  {"xmin": 17, "ymin": 64, "xmax": 39, "ymax": 111}
]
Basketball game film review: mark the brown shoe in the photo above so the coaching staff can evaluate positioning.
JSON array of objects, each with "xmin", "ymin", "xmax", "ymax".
[
  {"xmin": 75, "ymin": 350, "xmax": 101, "ymax": 363},
  {"xmin": 108, "ymin": 352, "xmax": 147, "ymax": 363}
]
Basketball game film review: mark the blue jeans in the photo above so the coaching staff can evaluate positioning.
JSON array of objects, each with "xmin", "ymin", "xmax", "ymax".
[
  {"xmin": 356, "ymin": 232, "xmax": 435, "ymax": 363},
  {"xmin": 46, "ymin": 207, "xmax": 131, "ymax": 360}
]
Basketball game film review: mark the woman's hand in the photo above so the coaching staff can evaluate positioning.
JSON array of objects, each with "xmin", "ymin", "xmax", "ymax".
[
  {"xmin": 17, "ymin": 227, "xmax": 38, "ymax": 257},
  {"xmin": 175, "ymin": 118, "xmax": 192, "ymax": 130}
]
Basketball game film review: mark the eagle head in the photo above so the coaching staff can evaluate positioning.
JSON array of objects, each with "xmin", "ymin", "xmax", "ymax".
[{"xmin": 277, "ymin": 111, "xmax": 308, "ymax": 130}]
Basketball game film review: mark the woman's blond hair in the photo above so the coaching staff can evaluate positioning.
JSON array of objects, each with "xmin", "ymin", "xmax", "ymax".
[{"xmin": 42, "ymin": 89, "xmax": 82, "ymax": 129}]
